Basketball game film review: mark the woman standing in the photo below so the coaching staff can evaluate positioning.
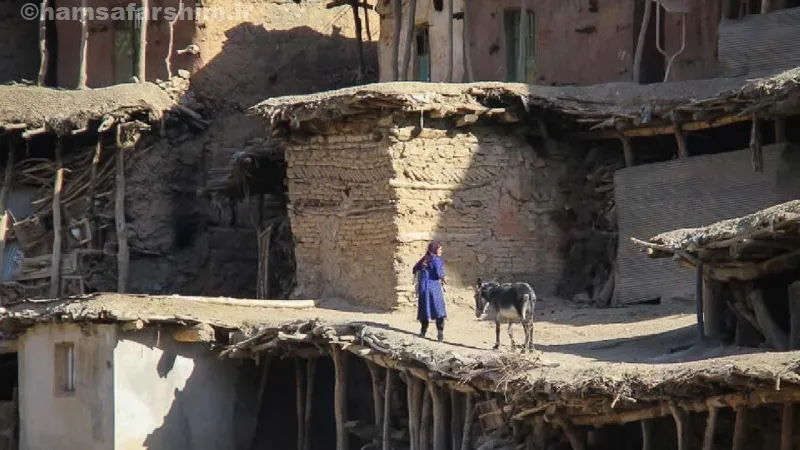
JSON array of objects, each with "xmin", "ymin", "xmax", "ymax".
[{"xmin": 413, "ymin": 240, "xmax": 447, "ymax": 341}]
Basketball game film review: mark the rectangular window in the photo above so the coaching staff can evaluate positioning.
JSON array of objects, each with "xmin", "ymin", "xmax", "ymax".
[
  {"xmin": 415, "ymin": 26, "xmax": 431, "ymax": 82},
  {"xmin": 503, "ymin": 10, "xmax": 536, "ymax": 83},
  {"xmin": 54, "ymin": 342, "xmax": 75, "ymax": 395}
]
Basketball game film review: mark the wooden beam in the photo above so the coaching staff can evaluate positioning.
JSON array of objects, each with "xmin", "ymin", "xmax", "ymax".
[
  {"xmin": 115, "ymin": 128, "xmax": 129, "ymax": 293},
  {"xmin": 407, "ymin": 374, "xmax": 423, "ymax": 450},
  {"xmin": 782, "ymin": 403, "xmax": 794, "ymax": 450},
  {"xmin": 331, "ymin": 346, "xmax": 349, "ymax": 450},
  {"xmin": 789, "ymin": 281, "xmax": 800, "ymax": 350},
  {"xmin": 695, "ymin": 262, "xmax": 705, "ymax": 340},
  {"xmin": 620, "ymin": 136, "xmax": 634, "ymax": 167},
  {"xmin": 673, "ymin": 122, "xmax": 688, "ymax": 158},
  {"xmin": 0, "ymin": 139, "xmax": 16, "ymax": 281},
  {"xmin": 566, "ymin": 389, "xmax": 800, "ymax": 427},
  {"xmin": 669, "ymin": 403, "xmax": 688, "ymax": 450},
  {"xmin": 633, "ymin": 0, "xmax": 653, "ymax": 84},
  {"xmin": 568, "ymin": 114, "xmax": 750, "ymax": 140},
  {"xmin": 732, "ymin": 406, "xmax": 747, "ymax": 450},
  {"xmin": 446, "ymin": 0, "xmax": 454, "ymax": 82},
  {"xmin": 703, "ymin": 278, "xmax": 723, "ymax": 340},
  {"xmin": 391, "ymin": 0, "xmax": 401, "ymax": 81},
  {"xmin": 136, "ymin": 0, "xmax": 148, "ymax": 82},
  {"xmin": 49, "ymin": 167, "xmax": 65, "ymax": 298},
  {"xmin": 641, "ymin": 419, "xmax": 652, "ymax": 450},
  {"xmin": 249, "ymin": 355, "xmax": 272, "ymax": 450},
  {"xmin": 461, "ymin": 1, "xmax": 474, "ymax": 82},
  {"xmin": 351, "ymin": 0, "xmax": 365, "ymax": 81},
  {"xmin": 88, "ymin": 137, "xmax": 102, "ymax": 249},
  {"xmin": 77, "ymin": 0, "xmax": 88, "ymax": 89},
  {"xmin": 172, "ymin": 323, "xmax": 215, "ymax": 342},
  {"xmin": 451, "ymin": 390, "xmax": 463, "ymax": 450},
  {"xmin": 751, "ymin": 113, "xmax": 764, "ymax": 173},
  {"xmin": 701, "ymin": 407, "xmax": 718, "ymax": 450},
  {"xmin": 295, "ymin": 358, "xmax": 305, "ymax": 450},
  {"xmin": 751, "ymin": 289, "xmax": 789, "ymax": 350},
  {"xmin": 430, "ymin": 382, "xmax": 447, "ymax": 450},
  {"xmin": 382, "ymin": 368, "xmax": 393, "ymax": 450},
  {"xmin": 459, "ymin": 394, "xmax": 473, "ymax": 450},
  {"xmin": 420, "ymin": 384, "xmax": 432, "ymax": 450},
  {"xmin": 37, "ymin": 0, "xmax": 48, "ymax": 86},
  {"xmin": 303, "ymin": 358, "xmax": 316, "ymax": 450},
  {"xmin": 366, "ymin": 361, "xmax": 383, "ymax": 434},
  {"xmin": 400, "ymin": 0, "xmax": 418, "ymax": 81}
]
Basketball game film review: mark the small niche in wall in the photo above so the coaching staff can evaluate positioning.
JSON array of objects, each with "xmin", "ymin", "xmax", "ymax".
[
  {"xmin": 54, "ymin": 342, "xmax": 75, "ymax": 395},
  {"xmin": 433, "ymin": 0, "xmax": 443, "ymax": 11}
]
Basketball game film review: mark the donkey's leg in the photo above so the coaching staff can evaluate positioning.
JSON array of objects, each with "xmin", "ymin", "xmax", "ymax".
[
  {"xmin": 507, "ymin": 321, "xmax": 515, "ymax": 349},
  {"xmin": 527, "ymin": 321, "xmax": 536, "ymax": 352},
  {"xmin": 521, "ymin": 322, "xmax": 529, "ymax": 352},
  {"xmin": 493, "ymin": 319, "xmax": 501, "ymax": 350}
]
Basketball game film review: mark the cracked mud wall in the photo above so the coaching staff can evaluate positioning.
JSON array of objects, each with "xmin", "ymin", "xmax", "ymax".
[{"xmin": 285, "ymin": 118, "xmax": 567, "ymax": 308}]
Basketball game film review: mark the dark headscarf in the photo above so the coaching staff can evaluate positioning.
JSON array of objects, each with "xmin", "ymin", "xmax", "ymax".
[{"xmin": 416, "ymin": 240, "xmax": 442, "ymax": 269}]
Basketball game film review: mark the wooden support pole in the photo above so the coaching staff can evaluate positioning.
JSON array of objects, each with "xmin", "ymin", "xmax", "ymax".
[
  {"xmin": 445, "ymin": 0, "xmax": 454, "ymax": 82},
  {"xmin": 751, "ymin": 113, "xmax": 764, "ymax": 173},
  {"xmin": 115, "ymin": 127, "xmax": 129, "ymax": 293},
  {"xmin": 391, "ymin": 0, "xmax": 401, "ymax": 81},
  {"xmin": 136, "ymin": 0, "xmax": 148, "ymax": 82},
  {"xmin": 560, "ymin": 424, "xmax": 586, "ymax": 450},
  {"xmin": 788, "ymin": 281, "xmax": 800, "ymax": 350},
  {"xmin": 620, "ymin": 136, "xmax": 634, "ymax": 167},
  {"xmin": 77, "ymin": 0, "xmax": 89, "ymax": 89},
  {"xmin": 732, "ymin": 406, "xmax": 747, "ymax": 450},
  {"xmin": 420, "ymin": 384, "xmax": 432, "ymax": 450},
  {"xmin": 331, "ymin": 346, "xmax": 349, "ymax": 450},
  {"xmin": 382, "ymin": 368, "xmax": 393, "ymax": 450},
  {"xmin": 782, "ymin": 403, "xmax": 794, "ymax": 450},
  {"xmin": 702, "ymin": 407, "xmax": 718, "ymax": 450},
  {"xmin": 703, "ymin": 277, "xmax": 723, "ymax": 340},
  {"xmin": 400, "ymin": 0, "xmax": 418, "ymax": 81},
  {"xmin": 429, "ymin": 382, "xmax": 447, "ymax": 450},
  {"xmin": 641, "ymin": 419, "xmax": 652, "ymax": 450},
  {"xmin": 407, "ymin": 374, "xmax": 422, "ymax": 450},
  {"xmin": 363, "ymin": 1, "xmax": 372, "ymax": 41},
  {"xmin": 164, "ymin": 0, "xmax": 182, "ymax": 79},
  {"xmin": 450, "ymin": 390, "xmax": 462, "ymax": 450},
  {"xmin": 461, "ymin": 1, "xmax": 473, "ymax": 82},
  {"xmin": 673, "ymin": 123, "xmax": 688, "ymax": 158},
  {"xmin": 366, "ymin": 361, "xmax": 383, "ymax": 431},
  {"xmin": 351, "ymin": 0, "xmax": 365, "ymax": 81},
  {"xmin": 516, "ymin": 0, "xmax": 527, "ymax": 82},
  {"xmin": 751, "ymin": 289, "xmax": 789, "ymax": 350},
  {"xmin": 303, "ymin": 358, "xmax": 316, "ymax": 450},
  {"xmin": 668, "ymin": 403, "xmax": 688, "ymax": 450},
  {"xmin": 37, "ymin": 0, "xmax": 48, "ymax": 86},
  {"xmin": 776, "ymin": 118, "xmax": 788, "ymax": 143},
  {"xmin": 0, "ymin": 139, "xmax": 16, "ymax": 280},
  {"xmin": 460, "ymin": 393, "xmax": 473, "ymax": 450},
  {"xmin": 696, "ymin": 262, "xmax": 705, "ymax": 340},
  {"xmin": 633, "ymin": 0, "xmax": 653, "ymax": 83},
  {"xmin": 49, "ymin": 166, "xmax": 65, "ymax": 299},
  {"xmin": 295, "ymin": 358, "xmax": 305, "ymax": 450},
  {"xmin": 88, "ymin": 137, "xmax": 102, "ymax": 249},
  {"xmin": 249, "ymin": 355, "xmax": 272, "ymax": 450}
]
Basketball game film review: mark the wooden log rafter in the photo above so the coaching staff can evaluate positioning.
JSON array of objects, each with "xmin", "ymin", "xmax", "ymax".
[
  {"xmin": 115, "ymin": 126, "xmax": 130, "ymax": 293},
  {"xmin": 37, "ymin": 0, "xmax": 48, "ymax": 86},
  {"xmin": 331, "ymin": 346, "xmax": 349, "ymax": 450}
]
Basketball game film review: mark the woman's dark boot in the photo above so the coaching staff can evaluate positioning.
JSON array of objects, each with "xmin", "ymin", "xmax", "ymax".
[
  {"xmin": 419, "ymin": 321, "xmax": 429, "ymax": 338},
  {"xmin": 437, "ymin": 331, "xmax": 444, "ymax": 342}
]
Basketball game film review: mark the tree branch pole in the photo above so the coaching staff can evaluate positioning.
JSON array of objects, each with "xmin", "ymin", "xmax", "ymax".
[
  {"xmin": 331, "ymin": 346, "xmax": 349, "ymax": 450},
  {"xmin": 633, "ymin": 0, "xmax": 653, "ymax": 83},
  {"xmin": 391, "ymin": 0, "xmax": 401, "ymax": 81},
  {"xmin": 460, "ymin": 394, "xmax": 473, "ymax": 450},
  {"xmin": 781, "ymin": 403, "xmax": 794, "ymax": 450},
  {"xmin": 516, "ymin": 0, "xmax": 527, "ymax": 82},
  {"xmin": 249, "ymin": 355, "xmax": 272, "ymax": 450},
  {"xmin": 77, "ymin": 0, "xmax": 89, "ymax": 89},
  {"xmin": 407, "ymin": 374, "xmax": 422, "ymax": 450},
  {"xmin": 731, "ymin": 406, "xmax": 747, "ymax": 450},
  {"xmin": 50, "ymin": 167, "xmax": 66, "ymax": 298},
  {"xmin": 87, "ymin": 137, "xmax": 103, "ymax": 249},
  {"xmin": 303, "ymin": 358, "xmax": 316, "ymax": 450},
  {"xmin": 461, "ymin": 0, "xmax": 474, "ymax": 82},
  {"xmin": 295, "ymin": 358, "xmax": 305, "ymax": 450},
  {"xmin": 382, "ymin": 368, "xmax": 393, "ymax": 450},
  {"xmin": 350, "ymin": 0, "xmax": 365, "ymax": 81},
  {"xmin": 445, "ymin": 0, "xmax": 454, "ymax": 82},
  {"xmin": 701, "ymin": 407, "xmax": 718, "ymax": 450},
  {"xmin": 430, "ymin": 382, "xmax": 447, "ymax": 450},
  {"xmin": 115, "ymin": 127, "xmax": 130, "ymax": 293},
  {"xmin": 0, "ymin": 138, "xmax": 16, "ymax": 280},
  {"xmin": 37, "ymin": 0, "xmax": 49, "ymax": 86},
  {"xmin": 366, "ymin": 361, "xmax": 384, "ymax": 433},
  {"xmin": 136, "ymin": 0, "xmax": 148, "ymax": 82},
  {"xmin": 164, "ymin": 0, "xmax": 183, "ymax": 79},
  {"xmin": 400, "ymin": 0, "xmax": 417, "ymax": 81}
]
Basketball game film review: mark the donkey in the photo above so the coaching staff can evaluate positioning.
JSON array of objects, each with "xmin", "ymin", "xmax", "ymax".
[{"xmin": 474, "ymin": 278, "xmax": 537, "ymax": 352}]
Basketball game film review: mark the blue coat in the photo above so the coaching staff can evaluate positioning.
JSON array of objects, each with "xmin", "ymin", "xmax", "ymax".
[{"xmin": 413, "ymin": 255, "xmax": 447, "ymax": 321}]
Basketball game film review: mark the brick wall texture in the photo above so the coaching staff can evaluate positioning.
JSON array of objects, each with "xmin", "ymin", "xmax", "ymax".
[{"xmin": 285, "ymin": 118, "xmax": 566, "ymax": 308}]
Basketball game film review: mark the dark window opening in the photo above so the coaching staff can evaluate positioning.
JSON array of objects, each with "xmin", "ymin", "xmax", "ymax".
[
  {"xmin": 0, "ymin": 353, "xmax": 17, "ymax": 401},
  {"xmin": 415, "ymin": 26, "xmax": 431, "ymax": 82},
  {"xmin": 54, "ymin": 342, "xmax": 75, "ymax": 395},
  {"xmin": 503, "ymin": 9, "xmax": 536, "ymax": 83},
  {"xmin": 433, "ymin": 0, "xmax": 443, "ymax": 11}
]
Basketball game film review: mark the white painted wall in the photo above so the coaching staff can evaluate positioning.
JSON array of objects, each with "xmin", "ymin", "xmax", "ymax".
[
  {"xmin": 18, "ymin": 323, "xmax": 116, "ymax": 450},
  {"xmin": 113, "ymin": 329, "xmax": 248, "ymax": 450}
]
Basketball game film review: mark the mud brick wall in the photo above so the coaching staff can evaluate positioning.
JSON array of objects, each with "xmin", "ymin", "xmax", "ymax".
[
  {"xmin": 284, "ymin": 118, "xmax": 567, "ymax": 308},
  {"xmin": 390, "ymin": 125, "xmax": 566, "ymax": 305},
  {"xmin": 0, "ymin": 0, "xmax": 39, "ymax": 83},
  {"xmin": 285, "ymin": 122, "xmax": 399, "ymax": 306}
]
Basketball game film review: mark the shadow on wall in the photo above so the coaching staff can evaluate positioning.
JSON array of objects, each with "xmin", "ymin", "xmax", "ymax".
[{"xmin": 191, "ymin": 23, "xmax": 379, "ymax": 111}]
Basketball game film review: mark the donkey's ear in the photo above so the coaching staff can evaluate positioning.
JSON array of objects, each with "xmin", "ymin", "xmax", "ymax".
[{"xmin": 476, "ymin": 278, "xmax": 482, "ymax": 287}]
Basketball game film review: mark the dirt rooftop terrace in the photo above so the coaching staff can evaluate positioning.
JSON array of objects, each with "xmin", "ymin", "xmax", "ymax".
[{"xmin": 3, "ymin": 293, "xmax": 800, "ymax": 412}]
